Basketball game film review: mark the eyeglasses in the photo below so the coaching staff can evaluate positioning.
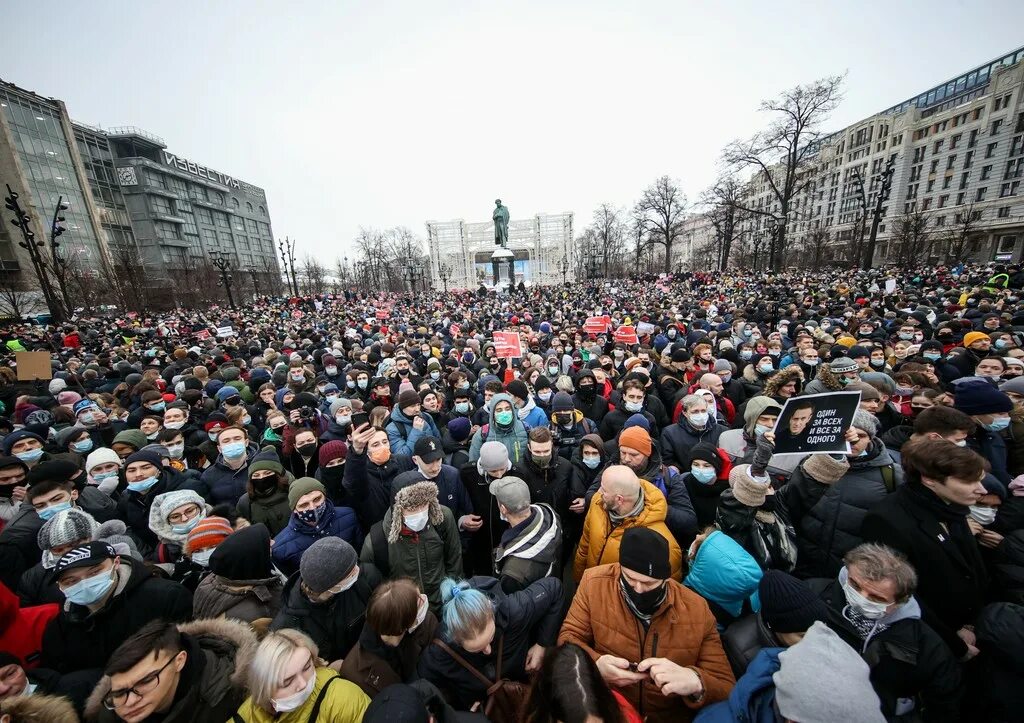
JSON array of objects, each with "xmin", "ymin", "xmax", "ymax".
[
  {"xmin": 168, "ymin": 505, "xmax": 201, "ymax": 524},
  {"xmin": 103, "ymin": 654, "xmax": 177, "ymax": 709}
]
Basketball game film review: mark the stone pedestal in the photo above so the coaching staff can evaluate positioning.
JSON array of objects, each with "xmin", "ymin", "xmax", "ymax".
[{"xmin": 491, "ymin": 247, "xmax": 514, "ymax": 289}]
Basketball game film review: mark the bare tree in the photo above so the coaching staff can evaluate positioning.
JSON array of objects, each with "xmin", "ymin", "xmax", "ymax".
[
  {"xmin": 942, "ymin": 204, "xmax": 984, "ymax": 263},
  {"xmin": 0, "ymin": 274, "xmax": 44, "ymax": 320},
  {"xmin": 799, "ymin": 228, "xmax": 831, "ymax": 269},
  {"xmin": 298, "ymin": 255, "xmax": 328, "ymax": 295},
  {"xmin": 586, "ymin": 203, "xmax": 625, "ymax": 277},
  {"xmin": 722, "ymin": 74, "xmax": 845, "ymax": 270},
  {"xmin": 701, "ymin": 174, "xmax": 748, "ymax": 270},
  {"xmin": 634, "ymin": 176, "xmax": 688, "ymax": 273},
  {"xmin": 889, "ymin": 208, "xmax": 933, "ymax": 266}
]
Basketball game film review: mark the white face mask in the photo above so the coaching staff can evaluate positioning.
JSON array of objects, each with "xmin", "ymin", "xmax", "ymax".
[
  {"xmin": 404, "ymin": 509, "xmax": 429, "ymax": 532},
  {"xmin": 330, "ymin": 567, "xmax": 359, "ymax": 594},
  {"xmin": 191, "ymin": 548, "xmax": 215, "ymax": 567},
  {"xmin": 969, "ymin": 505, "xmax": 997, "ymax": 526},
  {"xmin": 272, "ymin": 668, "xmax": 316, "ymax": 712},
  {"xmin": 840, "ymin": 569, "xmax": 889, "ymax": 619},
  {"xmin": 408, "ymin": 593, "xmax": 429, "ymax": 632}
]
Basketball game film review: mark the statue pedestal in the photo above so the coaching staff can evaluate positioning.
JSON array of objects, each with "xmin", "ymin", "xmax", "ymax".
[{"xmin": 491, "ymin": 247, "xmax": 515, "ymax": 289}]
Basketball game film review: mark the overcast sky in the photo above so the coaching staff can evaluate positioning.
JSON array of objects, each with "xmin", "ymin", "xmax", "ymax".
[{"xmin": 3, "ymin": 1, "xmax": 1023, "ymax": 265}]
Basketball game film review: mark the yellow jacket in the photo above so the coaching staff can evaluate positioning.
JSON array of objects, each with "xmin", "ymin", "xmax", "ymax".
[
  {"xmin": 234, "ymin": 667, "xmax": 369, "ymax": 723},
  {"xmin": 573, "ymin": 479, "xmax": 683, "ymax": 581}
]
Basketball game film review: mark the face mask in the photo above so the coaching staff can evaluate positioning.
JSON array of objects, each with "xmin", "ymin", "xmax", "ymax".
[
  {"xmin": 145, "ymin": 431, "xmax": 159, "ymax": 441},
  {"xmin": 92, "ymin": 471, "xmax": 119, "ymax": 494},
  {"xmin": 326, "ymin": 366, "xmax": 338, "ymax": 375},
  {"xmin": 757, "ymin": 364, "xmax": 774, "ymax": 375},
  {"xmin": 404, "ymin": 509, "xmax": 429, "ymax": 531},
  {"xmin": 346, "ymin": 379, "xmax": 356, "ymax": 389},
  {"xmin": 898, "ymin": 333, "xmax": 914, "ymax": 340},
  {"xmin": 454, "ymin": 402, "xmax": 470, "ymax": 414},
  {"xmin": 241, "ymin": 415, "xmax": 252, "ymax": 426},
  {"xmin": 547, "ymin": 366, "xmax": 560, "ymax": 376},
  {"xmin": 839, "ymin": 377, "xmax": 854, "ymax": 387},
  {"xmin": 754, "ymin": 424, "xmax": 772, "ymax": 437},
  {"xmin": 691, "ymin": 466, "xmax": 717, "ymax": 484},
  {"xmin": 532, "ymin": 453, "xmax": 552, "ymax": 468},
  {"xmin": 538, "ymin": 390, "xmax": 552, "ymax": 403},
  {"xmin": 161, "ymin": 443, "xmax": 183, "ymax": 460},
  {"xmin": 297, "ymin": 443, "xmax": 318, "ymax": 457},
  {"xmin": 296, "ymin": 501, "xmax": 327, "ymax": 525},
  {"xmin": 164, "ymin": 420, "xmax": 185, "ymax": 430},
  {"xmin": 148, "ymin": 402, "xmax": 166, "ymax": 413},
  {"xmin": 720, "ymin": 373, "xmax": 732, "ymax": 383},
  {"xmin": 995, "ymin": 339, "xmax": 1008, "ymax": 349},
  {"xmin": 458, "ymin": 382, "xmax": 471, "ymax": 391},
  {"xmin": 923, "ymin": 352, "xmax": 941, "ymax": 362},
  {"xmin": 667, "ymin": 330, "xmax": 677, "ymax": 338},
  {"xmin": 409, "ymin": 594, "xmax": 429, "ymax": 632},
  {"xmin": 969, "ymin": 504, "xmax": 997, "ymax": 526},
  {"xmin": 495, "ymin": 410, "xmax": 514, "ymax": 426},
  {"xmin": 317, "ymin": 386, "xmax": 329, "ymax": 395},
  {"xmin": 583, "ymin": 456, "xmax": 601, "ymax": 469},
  {"xmin": 209, "ymin": 431, "xmax": 220, "ymax": 442},
  {"xmin": 71, "ymin": 439, "xmax": 93, "ymax": 454},
  {"xmin": 191, "ymin": 548, "xmax": 214, "ymax": 567},
  {"xmin": 15, "ymin": 448, "xmax": 44, "ymax": 463},
  {"xmin": 577, "ymin": 385, "xmax": 595, "ymax": 401},
  {"xmin": 841, "ymin": 577, "xmax": 889, "ymax": 620},
  {"xmin": 222, "ymin": 441, "xmax": 247, "ymax": 459},
  {"xmin": 870, "ymin": 359, "xmax": 885, "ymax": 368},
  {"xmin": 37, "ymin": 500, "xmax": 72, "ymax": 521},
  {"xmin": 768, "ymin": 350, "xmax": 780, "ymax": 357},
  {"xmin": 397, "ymin": 368, "xmax": 409, "ymax": 376},
  {"xmin": 369, "ymin": 447, "xmax": 391, "ymax": 465},
  {"xmin": 336, "ymin": 414, "xmax": 351, "ymax": 426},
  {"xmin": 64, "ymin": 567, "xmax": 116, "ymax": 607},
  {"xmin": 621, "ymin": 576, "xmax": 667, "ymax": 616},
  {"xmin": 127, "ymin": 476, "xmax": 159, "ymax": 494},
  {"xmin": 983, "ymin": 417, "xmax": 1011, "ymax": 432},
  {"xmin": 416, "ymin": 462, "xmax": 440, "ymax": 480},
  {"xmin": 171, "ymin": 513, "xmax": 204, "ymax": 536},
  {"xmin": 290, "ymin": 373, "xmax": 305, "ymax": 382},
  {"xmin": 80, "ymin": 412, "xmax": 97, "ymax": 427},
  {"xmin": 740, "ymin": 350, "xmax": 753, "ymax": 361},
  {"xmin": 272, "ymin": 669, "xmax": 316, "ymax": 713},
  {"xmin": 357, "ymin": 379, "xmax": 368, "ymax": 390},
  {"xmin": 687, "ymin": 412, "xmax": 709, "ymax": 428}
]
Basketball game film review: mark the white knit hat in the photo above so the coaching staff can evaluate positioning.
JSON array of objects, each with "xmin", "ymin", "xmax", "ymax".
[{"xmin": 85, "ymin": 447, "xmax": 122, "ymax": 474}]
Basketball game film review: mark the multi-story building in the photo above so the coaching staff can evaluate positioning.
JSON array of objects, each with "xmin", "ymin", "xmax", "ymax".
[{"xmin": 728, "ymin": 45, "xmax": 1024, "ymax": 267}]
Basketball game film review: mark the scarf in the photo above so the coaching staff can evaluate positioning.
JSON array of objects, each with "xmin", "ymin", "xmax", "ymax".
[
  {"xmin": 619, "ymin": 573, "xmax": 667, "ymax": 626},
  {"xmin": 842, "ymin": 604, "xmax": 891, "ymax": 641},
  {"xmin": 608, "ymin": 487, "xmax": 645, "ymax": 526}
]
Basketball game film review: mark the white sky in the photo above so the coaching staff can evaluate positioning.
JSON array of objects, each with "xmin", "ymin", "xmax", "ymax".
[{"xmin": 3, "ymin": 1, "xmax": 1023, "ymax": 265}]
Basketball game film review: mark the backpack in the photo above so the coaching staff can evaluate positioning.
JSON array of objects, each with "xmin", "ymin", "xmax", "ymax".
[
  {"xmin": 750, "ymin": 514, "xmax": 799, "ymax": 573},
  {"xmin": 880, "ymin": 464, "xmax": 896, "ymax": 493}
]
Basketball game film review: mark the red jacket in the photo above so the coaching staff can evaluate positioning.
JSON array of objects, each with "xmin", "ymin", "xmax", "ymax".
[
  {"xmin": 0, "ymin": 581, "xmax": 59, "ymax": 668},
  {"xmin": 63, "ymin": 332, "xmax": 81, "ymax": 348}
]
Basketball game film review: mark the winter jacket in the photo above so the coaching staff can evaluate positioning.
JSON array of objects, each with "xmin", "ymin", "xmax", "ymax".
[
  {"xmin": 972, "ymin": 602, "xmax": 1024, "ymax": 723},
  {"xmin": 192, "ymin": 572, "xmax": 284, "ymax": 624},
  {"xmin": 661, "ymin": 419, "xmax": 728, "ymax": 470},
  {"xmin": 0, "ymin": 502, "xmax": 44, "ymax": 590},
  {"xmin": 16, "ymin": 562, "xmax": 63, "ymax": 607},
  {"xmin": 599, "ymin": 407, "xmax": 659, "ymax": 442},
  {"xmin": 510, "ymin": 453, "xmax": 573, "ymax": 516},
  {"xmin": 716, "ymin": 487, "xmax": 797, "ymax": 573},
  {"xmin": 683, "ymin": 473, "xmax": 730, "ymax": 530},
  {"xmin": 339, "ymin": 611, "xmax": 439, "ymax": 698},
  {"xmin": 87, "ymin": 617, "xmax": 257, "ymax": 723},
  {"xmin": 360, "ymin": 505, "xmax": 462, "ymax": 612},
  {"xmin": 270, "ymin": 565, "xmax": 382, "ymax": 662},
  {"xmin": 467, "ymin": 393, "xmax": 529, "ymax": 465},
  {"xmin": 234, "ymin": 667, "xmax": 370, "ymax": 722},
  {"xmin": 386, "ymin": 406, "xmax": 441, "ymax": 457},
  {"xmin": 41, "ymin": 557, "xmax": 193, "ymax": 673},
  {"xmin": 460, "ymin": 463, "xmax": 509, "ymax": 577},
  {"xmin": 693, "ymin": 647, "xmax": 781, "ymax": 723},
  {"xmin": 200, "ymin": 445, "xmax": 258, "ymax": 506},
  {"xmin": 684, "ymin": 530, "xmax": 762, "ymax": 627},
  {"xmin": 343, "ymin": 448, "xmax": 416, "ymax": 530},
  {"xmin": 419, "ymin": 576, "xmax": 563, "ymax": 711},
  {"xmin": 235, "ymin": 488, "xmax": 291, "ymax": 536},
  {"xmin": 574, "ymin": 478, "xmax": 683, "ymax": 581},
  {"xmin": 550, "ymin": 410, "xmax": 597, "ymax": 460},
  {"xmin": 0, "ymin": 580, "xmax": 58, "ymax": 669},
  {"xmin": 780, "ymin": 441, "xmax": 902, "ymax": 579},
  {"xmin": 861, "ymin": 482, "xmax": 988, "ymax": 660},
  {"xmin": 391, "ymin": 465, "xmax": 473, "ymax": 523},
  {"xmin": 719, "ymin": 612, "xmax": 777, "ymax": 678},
  {"xmin": 967, "ymin": 426, "xmax": 1010, "ymax": 486},
  {"xmin": 494, "ymin": 504, "xmax": 562, "ymax": 593},
  {"xmin": 560, "ymin": 563, "xmax": 735, "ymax": 723},
  {"xmin": 271, "ymin": 501, "xmax": 363, "ymax": 577},
  {"xmin": 517, "ymin": 399, "xmax": 549, "ymax": 429}
]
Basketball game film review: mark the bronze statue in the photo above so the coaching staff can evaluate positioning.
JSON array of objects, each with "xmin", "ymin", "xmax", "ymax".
[{"xmin": 493, "ymin": 199, "xmax": 509, "ymax": 247}]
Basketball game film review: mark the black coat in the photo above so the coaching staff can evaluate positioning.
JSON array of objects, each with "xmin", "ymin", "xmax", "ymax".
[
  {"xmin": 41, "ymin": 558, "xmax": 193, "ymax": 673},
  {"xmin": 16, "ymin": 561, "xmax": 63, "ymax": 607},
  {"xmin": 510, "ymin": 455, "xmax": 573, "ymax": 517},
  {"xmin": 861, "ymin": 483, "xmax": 988, "ymax": 659},
  {"xmin": 270, "ymin": 565, "xmax": 382, "ymax": 662},
  {"xmin": 659, "ymin": 419, "xmax": 728, "ymax": 470},
  {"xmin": 460, "ymin": 465, "xmax": 508, "ymax": 577},
  {"xmin": 682, "ymin": 473, "xmax": 729, "ymax": 530},
  {"xmin": 343, "ymin": 448, "xmax": 416, "ymax": 530},
  {"xmin": 0, "ymin": 502, "xmax": 42, "ymax": 590},
  {"xmin": 115, "ymin": 467, "xmax": 202, "ymax": 554},
  {"xmin": 973, "ymin": 602, "xmax": 1024, "ymax": 723}
]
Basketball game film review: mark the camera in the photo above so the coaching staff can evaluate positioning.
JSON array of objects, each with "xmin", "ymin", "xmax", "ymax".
[{"xmin": 299, "ymin": 406, "xmax": 315, "ymax": 420}]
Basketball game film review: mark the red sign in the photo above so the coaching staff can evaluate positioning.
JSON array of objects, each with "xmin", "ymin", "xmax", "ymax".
[
  {"xmin": 292, "ymin": 310, "xmax": 304, "ymax": 319},
  {"xmin": 583, "ymin": 315, "xmax": 611, "ymax": 335},
  {"xmin": 613, "ymin": 325, "xmax": 639, "ymax": 345},
  {"xmin": 450, "ymin": 324, "xmax": 460, "ymax": 337},
  {"xmin": 375, "ymin": 310, "xmax": 389, "ymax": 319},
  {"xmin": 493, "ymin": 331, "xmax": 522, "ymax": 359},
  {"xmin": 195, "ymin": 329, "xmax": 211, "ymax": 340}
]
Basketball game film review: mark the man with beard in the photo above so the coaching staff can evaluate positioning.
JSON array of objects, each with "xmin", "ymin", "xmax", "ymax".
[{"xmin": 511, "ymin": 427, "xmax": 572, "ymax": 516}]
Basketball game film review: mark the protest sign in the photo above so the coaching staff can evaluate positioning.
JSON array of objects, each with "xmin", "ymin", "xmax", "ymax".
[
  {"xmin": 493, "ymin": 331, "xmax": 522, "ymax": 359},
  {"xmin": 613, "ymin": 325, "xmax": 639, "ymax": 345},
  {"xmin": 583, "ymin": 315, "xmax": 610, "ymax": 335},
  {"xmin": 771, "ymin": 391, "xmax": 861, "ymax": 456},
  {"xmin": 216, "ymin": 326, "xmax": 234, "ymax": 338},
  {"xmin": 15, "ymin": 351, "xmax": 52, "ymax": 381},
  {"xmin": 195, "ymin": 329, "xmax": 211, "ymax": 340},
  {"xmin": 884, "ymin": 278, "xmax": 897, "ymax": 294},
  {"xmin": 375, "ymin": 309, "xmax": 389, "ymax": 319},
  {"xmin": 636, "ymin": 321, "xmax": 656, "ymax": 336}
]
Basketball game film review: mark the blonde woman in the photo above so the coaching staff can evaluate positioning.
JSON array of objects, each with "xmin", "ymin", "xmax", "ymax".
[{"xmin": 234, "ymin": 628, "xmax": 369, "ymax": 722}]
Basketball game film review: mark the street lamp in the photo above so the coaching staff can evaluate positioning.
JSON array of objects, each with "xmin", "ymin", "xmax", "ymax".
[
  {"xmin": 437, "ymin": 262, "xmax": 452, "ymax": 293},
  {"xmin": 4, "ymin": 184, "xmax": 63, "ymax": 321},
  {"xmin": 557, "ymin": 255, "xmax": 570, "ymax": 285},
  {"xmin": 211, "ymin": 253, "xmax": 236, "ymax": 309},
  {"xmin": 247, "ymin": 267, "xmax": 260, "ymax": 296}
]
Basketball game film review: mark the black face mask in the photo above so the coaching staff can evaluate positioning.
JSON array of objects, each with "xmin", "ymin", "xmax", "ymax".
[
  {"xmin": 0, "ymin": 484, "xmax": 15, "ymax": 499},
  {"xmin": 296, "ymin": 443, "xmax": 318, "ymax": 458},
  {"xmin": 252, "ymin": 475, "xmax": 279, "ymax": 498},
  {"xmin": 622, "ymin": 575, "xmax": 667, "ymax": 616},
  {"xmin": 397, "ymin": 368, "xmax": 409, "ymax": 376},
  {"xmin": 321, "ymin": 464, "xmax": 345, "ymax": 482},
  {"xmin": 577, "ymin": 385, "xmax": 596, "ymax": 402}
]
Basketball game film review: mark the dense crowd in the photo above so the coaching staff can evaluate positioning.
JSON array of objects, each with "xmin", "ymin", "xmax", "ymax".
[{"xmin": 1, "ymin": 262, "xmax": 1023, "ymax": 722}]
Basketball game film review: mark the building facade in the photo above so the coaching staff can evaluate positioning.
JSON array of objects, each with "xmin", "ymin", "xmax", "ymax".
[
  {"xmin": 728, "ymin": 45, "xmax": 1024, "ymax": 267},
  {"xmin": 426, "ymin": 212, "xmax": 574, "ymax": 288}
]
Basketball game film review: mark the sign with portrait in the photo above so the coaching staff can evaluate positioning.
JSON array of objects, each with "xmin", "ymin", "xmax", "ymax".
[{"xmin": 771, "ymin": 391, "xmax": 862, "ymax": 456}]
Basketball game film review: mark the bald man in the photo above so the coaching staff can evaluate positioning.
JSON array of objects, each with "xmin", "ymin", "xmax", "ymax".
[
  {"xmin": 697, "ymin": 373, "xmax": 735, "ymax": 425},
  {"xmin": 574, "ymin": 465, "xmax": 683, "ymax": 581}
]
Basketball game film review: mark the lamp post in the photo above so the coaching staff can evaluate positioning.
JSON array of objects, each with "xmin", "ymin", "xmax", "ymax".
[
  {"xmin": 4, "ymin": 184, "xmax": 63, "ymax": 321},
  {"xmin": 437, "ymin": 262, "xmax": 452, "ymax": 293},
  {"xmin": 862, "ymin": 156, "xmax": 897, "ymax": 270},
  {"xmin": 211, "ymin": 253, "xmax": 236, "ymax": 310},
  {"xmin": 48, "ymin": 196, "xmax": 74, "ymax": 315},
  {"xmin": 557, "ymin": 255, "xmax": 570, "ymax": 285},
  {"xmin": 247, "ymin": 267, "xmax": 260, "ymax": 296}
]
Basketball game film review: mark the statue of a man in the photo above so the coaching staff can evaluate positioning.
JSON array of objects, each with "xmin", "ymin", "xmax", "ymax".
[{"xmin": 493, "ymin": 199, "xmax": 510, "ymax": 247}]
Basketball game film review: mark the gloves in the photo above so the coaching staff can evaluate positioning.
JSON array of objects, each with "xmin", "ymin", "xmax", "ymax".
[{"xmin": 750, "ymin": 433, "xmax": 775, "ymax": 478}]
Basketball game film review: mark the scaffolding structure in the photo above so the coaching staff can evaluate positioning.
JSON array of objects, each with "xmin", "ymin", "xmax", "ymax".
[{"xmin": 426, "ymin": 212, "xmax": 574, "ymax": 289}]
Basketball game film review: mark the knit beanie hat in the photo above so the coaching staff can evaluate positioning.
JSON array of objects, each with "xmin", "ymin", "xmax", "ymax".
[
  {"xmin": 148, "ymin": 489, "xmax": 207, "ymax": 543},
  {"xmin": 478, "ymin": 441, "xmax": 510, "ymax": 473},
  {"xmin": 622, "ymin": 413, "xmax": 651, "ymax": 432},
  {"xmin": 210, "ymin": 523, "xmax": 272, "ymax": 580},
  {"xmin": 248, "ymin": 448, "xmax": 285, "ymax": 477},
  {"xmin": 319, "ymin": 440, "xmax": 347, "ymax": 466},
  {"xmin": 758, "ymin": 570, "xmax": 830, "ymax": 634},
  {"xmin": 57, "ymin": 391, "xmax": 82, "ymax": 407},
  {"xmin": 506, "ymin": 380, "xmax": 530, "ymax": 401},
  {"xmin": 687, "ymin": 443, "xmax": 726, "ymax": 476},
  {"xmin": 963, "ymin": 331, "xmax": 989, "ymax": 348},
  {"xmin": 387, "ymin": 481, "xmax": 443, "ymax": 543},
  {"xmin": 828, "ymin": 356, "xmax": 859, "ymax": 375},
  {"xmin": 773, "ymin": 622, "xmax": 886, "ymax": 723},
  {"xmin": 124, "ymin": 449, "xmax": 164, "ymax": 470},
  {"xmin": 954, "ymin": 378, "xmax": 1014, "ymax": 416},
  {"xmin": 185, "ymin": 516, "xmax": 233, "ymax": 554},
  {"xmin": 397, "ymin": 389, "xmax": 420, "ymax": 410},
  {"xmin": 300, "ymin": 537, "xmax": 358, "ymax": 594},
  {"xmin": 113, "ymin": 429, "xmax": 148, "ymax": 452},
  {"xmin": 552, "ymin": 392, "xmax": 574, "ymax": 412},
  {"xmin": 847, "ymin": 345, "xmax": 871, "ymax": 360},
  {"xmin": 801, "ymin": 454, "xmax": 850, "ymax": 484},
  {"xmin": 288, "ymin": 477, "xmax": 326, "ymax": 509},
  {"xmin": 1001, "ymin": 376, "xmax": 1024, "ymax": 396},
  {"xmin": 619, "ymin": 426, "xmax": 652, "ymax": 457},
  {"xmin": 728, "ymin": 464, "xmax": 770, "ymax": 507},
  {"xmin": 48, "ymin": 378, "xmax": 68, "ymax": 395},
  {"xmin": 329, "ymin": 398, "xmax": 353, "ymax": 416},
  {"xmin": 447, "ymin": 416, "xmax": 472, "ymax": 442},
  {"xmin": 619, "ymin": 527, "xmax": 670, "ymax": 579},
  {"xmin": 848, "ymin": 381, "xmax": 880, "ymax": 402},
  {"xmin": 0, "ymin": 430, "xmax": 44, "ymax": 456},
  {"xmin": 37, "ymin": 507, "xmax": 99, "ymax": 551},
  {"xmin": 851, "ymin": 410, "xmax": 879, "ymax": 437},
  {"xmin": 85, "ymin": 447, "xmax": 122, "ymax": 474}
]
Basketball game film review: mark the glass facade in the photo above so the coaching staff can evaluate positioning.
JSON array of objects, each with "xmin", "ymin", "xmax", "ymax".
[
  {"xmin": 0, "ymin": 87, "xmax": 103, "ymax": 265},
  {"xmin": 74, "ymin": 124, "xmax": 137, "ymax": 256}
]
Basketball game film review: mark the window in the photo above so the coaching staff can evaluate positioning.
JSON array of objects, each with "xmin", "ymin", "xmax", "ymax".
[
  {"xmin": 150, "ymin": 196, "xmax": 174, "ymax": 216},
  {"xmin": 930, "ymin": 159, "xmax": 939, "ymax": 173},
  {"xmin": 195, "ymin": 207, "xmax": 213, "ymax": 225},
  {"xmin": 1012, "ymin": 135, "xmax": 1024, "ymax": 157},
  {"xmin": 976, "ymin": 187, "xmax": 987, "ymax": 202},
  {"xmin": 947, "ymin": 155, "xmax": 957, "ymax": 170},
  {"xmin": 982, "ymin": 165, "xmax": 993, "ymax": 180},
  {"xmin": 992, "ymin": 119, "xmax": 1004, "ymax": 136},
  {"xmin": 938, "ymin": 194, "xmax": 949, "ymax": 208},
  {"xmin": 153, "ymin": 220, "xmax": 180, "ymax": 240},
  {"xmin": 935, "ymin": 215, "xmax": 946, "ymax": 226},
  {"xmin": 258, "ymin": 206, "xmax": 266, "ymax": 216},
  {"xmin": 959, "ymin": 172, "xmax": 970, "ymax": 190},
  {"xmin": 998, "ymin": 235, "xmax": 1019, "ymax": 254},
  {"xmin": 999, "ymin": 206, "xmax": 1011, "ymax": 218},
  {"xmin": 987, "ymin": 142, "xmax": 998, "ymax": 158},
  {"xmin": 934, "ymin": 139, "xmax": 944, "ymax": 154},
  {"xmin": 1001, "ymin": 181, "xmax": 1020, "ymax": 197},
  {"xmin": 245, "ymin": 201, "xmax": 253, "ymax": 212},
  {"xmin": 969, "ymin": 128, "xmax": 979, "ymax": 148},
  {"xmin": 950, "ymin": 133, "xmax": 962, "ymax": 149},
  {"xmin": 957, "ymin": 192, "xmax": 966, "ymax": 205},
  {"xmin": 1007, "ymin": 158, "xmax": 1024, "ymax": 179},
  {"xmin": 214, "ymin": 212, "xmax": 229, "ymax": 229},
  {"xmin": 927, "ymin": 179, "xmax": 935, "ymax": 192},
  {"xmin": 922, "ymin": 197, "xmax": 933, "ymax": 210},
  {"xmin": 964, "ymin": 150, "xmax": 974, "ymax": 168},
  {"xmin": 943, "ymin": 175, "xmax": 952, "ymax": 189}
]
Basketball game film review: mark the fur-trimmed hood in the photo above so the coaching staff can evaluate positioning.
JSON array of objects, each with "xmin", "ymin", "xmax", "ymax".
[
  {"xmin": 0, "ymin": 693, "xmax": 79, "ymax": 723},
  {"xmin": 763, "ymin": 365, "xmax": 803, "ymax": 397},
  {"xmin": 85, "ymin": 617, "xmax": 257, "ymax": 721},
  {"xmin": 387, "ymin": 481, "xmax": 443, "ymax": 543}
]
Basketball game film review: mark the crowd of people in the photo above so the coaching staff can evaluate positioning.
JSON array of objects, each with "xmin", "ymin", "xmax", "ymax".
[{"xmin": 0, "ymin": 262, "xmax": 1023, "ymax": 722}]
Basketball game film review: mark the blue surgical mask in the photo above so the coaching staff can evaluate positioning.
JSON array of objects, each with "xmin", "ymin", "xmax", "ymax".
[
  {"xmin": 15, "ymin": 448, "xmax": 44, "ymax": 463},
  {"xmin": 898, "ymin": 333, "xmax": 914, "ymax": 341},
  {"xmin": 357, "ymin": 379, "xmax": 368, "ymax": 390},
  {"xmin": 923, "ymin": 352, "xmax": 942, "ymax": 362},
  {"xmin": 127, "ymin": 476, "xmax": 159, "ymax": 494},
  {"xmin": 167, "ymin": 444, "xmax": 185, "ymax": 459},
  {"xmin": 37, "ymin": 500, "xmax": 72, "ymax": 521},
  {"xmin": 171, "ymin": 514, "xmax": 204, "ymax": 536},
  {"xmin": 71, "ymin": 439, "xmax": 94, "ymax": 454},
  {"xmin": 995, "ymin": 339, "xmax": 1008, "ymax": 349},
  {"xmin": 984, "ymin": 417, "xmax": 1011, "ymax": 432},
  {"xmin": 757, "ymin": 364, "xmax": 774, "ymax": 375},
  {"xmin": 222, "ymin": 441, "xmax": 247, "ymax": 459},
  {"xmin": 148, "ymin": 402, "xmax": 166, "ymax": 413},
  {"xmin": 754, "ymin": 424, "xmax": 772, "ymax": 437},
  {"xmin": 430, "ymin": 371, "xmax": 441, "ymax": 380},
  {"xmin": 63, "ymin": 568, "xmax": 115, "ymax": 606},
  {"xmin": 583, "ymin": 456, "xmax": 601, "ymax": 469},
  {"xmin": 241, "ymin": 415, "xmax": 252, "ymax": 426},
  {"xmin": 455, "ymin": 402, "xmax": 470, "ymax": 414},
  {"xmin": 690, "ymin": 466, "xmax": 717, "ymax": 484},
  {"xmin": 209, "ymin": 432, "xmax": 220, "ymax": 442},
  {"xmin": 740, "ymin": 350, "xmax": 753, "ymax": 361},
  {"xmin": 346, "ymin": 379, "xmax": 356, "ymax": 389}
]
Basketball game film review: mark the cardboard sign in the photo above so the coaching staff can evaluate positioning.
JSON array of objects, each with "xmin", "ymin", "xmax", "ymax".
[
  {"xmin": 583, "ymin": 315, "xmax": 610, "ymax": 335},
  {"xmin": 637, "ymin": 321, "xmax": 656, "ymax": 336},
  {"xmin": 216, "ymin": 326, "xmax": 234, "ymax": 338},
  {"xmin": 493, "ymin": 331, "xmax": 522, "ymax": 359},
  {"xmin": 771, "ymin": 391, "xmax": 862, "ymax": 456},
  {"xmin": 613, "ymin": 325, "xmax": 639, "ymax": 345},
  {"xmin": 195, "ymin": 329, "xmax": 211, "ymax": 340},
  {"xmin": 15, "ymin": 351, "xmax": 52, "ymax": 381},
  {"xmin": 375, "ymin": 310, "xmax": 389, "ymax": 319},
  {"xmin": 884, "ymin": 278, "xmax": 897, "ymax": 294}
]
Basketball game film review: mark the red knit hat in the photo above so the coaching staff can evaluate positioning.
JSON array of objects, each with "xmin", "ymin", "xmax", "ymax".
[
  {"xmin": 185, "ymin": 516, "xmax": 233, "ymax": 554},
  {"xmin": 318, "ymin": 440, "xmax": 348, "ymax": 466}
]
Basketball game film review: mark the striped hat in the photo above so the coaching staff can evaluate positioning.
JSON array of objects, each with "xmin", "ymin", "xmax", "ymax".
[{"xmin": 185, "ymin": 516, "xmax": 233, "ymax": 554}]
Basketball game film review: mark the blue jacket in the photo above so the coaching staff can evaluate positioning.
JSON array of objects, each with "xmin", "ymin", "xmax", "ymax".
[
  {"xmin": 519, "ymin": 401, "xmax": 549, "ymax": 430},
  {"xmin": 386, "ymin": 405, "xmax": 441, "ymax": 457},
  {"xmin": 271, "ymin": 500, "xmax": 363, "ymax": 577},
  {"xmin": 695, "ymin": 647, "xmax": 782, "ymax": 723},
  {"xmin": 198, "ymin": 443, "xmax": 259, "ymax": 506},
  {"xmin": 685, "ymin": 530, "xmax": 762, "ymax": 622},
  {"xmin": 969, "ymin": 427, "xmax": 1010, "ymax": 486}
]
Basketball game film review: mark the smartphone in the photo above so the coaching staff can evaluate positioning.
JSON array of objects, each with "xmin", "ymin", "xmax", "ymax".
[{"xmin": 351, "ymin": 411, "xmax": 370, "ymax": 429}]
